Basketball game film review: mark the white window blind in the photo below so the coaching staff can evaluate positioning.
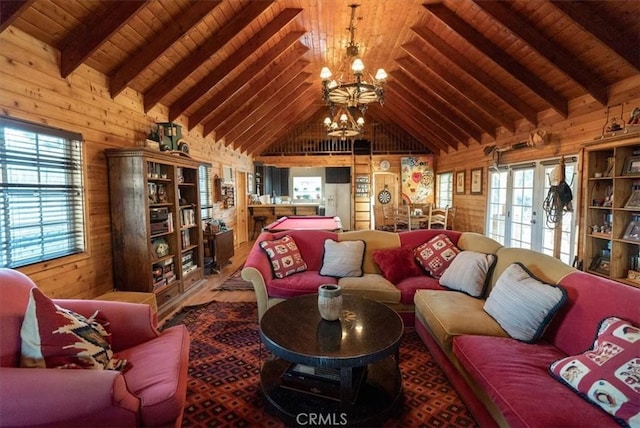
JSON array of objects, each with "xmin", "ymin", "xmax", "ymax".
[
  {"xmin": 199, "ymin": 164, "xmax": 213, "ymax": 221},
  {"xmin": 0, "ymin": 117, "xmax": 85, "ymax": 268}
]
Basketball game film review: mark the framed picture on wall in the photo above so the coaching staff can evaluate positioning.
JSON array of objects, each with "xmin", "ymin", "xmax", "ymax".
[
  {"xmin": 471, "ymin": 168, "xmax": 483, "ymax": 195},
  {"xmin": 456, "ymin": 171, "xmax": 465, "ymax": 194}
]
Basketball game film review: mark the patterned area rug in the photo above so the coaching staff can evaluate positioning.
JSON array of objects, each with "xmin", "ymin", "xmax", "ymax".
[
  {"xmin": 172, "ymin": 301, "xmax": 478, "ymax": 427},
  {"xmin": 212, "ymin": 267, "xmax": 254, "ymax": 291}
]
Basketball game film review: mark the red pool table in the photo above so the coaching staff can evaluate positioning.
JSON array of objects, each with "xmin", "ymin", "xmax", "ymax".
[{"xmin": 263, "ymin": 216, "xmax": 343, "ymax": 232}]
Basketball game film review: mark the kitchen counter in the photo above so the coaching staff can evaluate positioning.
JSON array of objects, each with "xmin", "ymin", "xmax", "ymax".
[{"xmin": 248, "ymin": 203, "xmax": 321, "ymax": 215}]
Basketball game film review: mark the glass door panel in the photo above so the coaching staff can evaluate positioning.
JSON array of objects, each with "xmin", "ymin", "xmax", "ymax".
[{"xmin": 510, "ymin": 168, "xmax": 535, "ymax": 249}]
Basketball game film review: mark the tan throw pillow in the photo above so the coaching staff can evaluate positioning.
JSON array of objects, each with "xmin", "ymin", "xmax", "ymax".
[
  {"xmin": 484, "ymin": 263, "xmax": 567, "ymax": 343},
  {"xmin": 320, "ymin": 239, "xmax": 366, "ymax": 277},
  {"xmin": 439, "ymin": 251, "xmax": 496, "ymax": 297}
]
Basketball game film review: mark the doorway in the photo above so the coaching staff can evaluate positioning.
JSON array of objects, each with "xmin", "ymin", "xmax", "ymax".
[
  {"xmin": 372, "ymin": 172, "xmax": 398, "ymax": 229},
  {"xmin": 486, "ymin": 157, "xmax": 578, "ymax": 264}
]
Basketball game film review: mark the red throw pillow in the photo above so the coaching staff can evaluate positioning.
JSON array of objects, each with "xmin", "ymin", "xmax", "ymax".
[
  {"xmin": 549, "ymin": 316, "xmax": 640, "ymax": 427},
  {"xmin": 20, "ymin": 287, "xmax": 127, "ymax": 370},
  {"xmin": 414, "ymin": 234, "xmax": 461, "ymax": 278},
  {"xmin": 372, "ymin": 245, "xmax": 424, "ymax": 283},
  {"xmin": 259, "ymin": 234, "xmax": 307, "ymax": 279}
]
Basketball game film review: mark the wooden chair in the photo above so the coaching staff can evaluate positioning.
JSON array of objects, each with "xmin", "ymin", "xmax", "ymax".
[
  {"xmin": 428, "ymin": 205, "xmax": 449, "ymax": 229},
  {"xmin": 393, "ymin": 206, "xmax": 410, "ymax": 231}
]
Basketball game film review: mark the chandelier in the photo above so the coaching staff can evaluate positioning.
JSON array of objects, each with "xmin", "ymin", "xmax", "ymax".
[
  {"xmin": 320, "ymin": 4, "xmax": 387, "ymax": 115},
  {"xmin": 324, "ymin": 106, "xmax": 364, "ymax": 141}
]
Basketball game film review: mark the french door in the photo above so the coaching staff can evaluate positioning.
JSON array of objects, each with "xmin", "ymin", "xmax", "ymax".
[{"xmin": 486, "ymin": 157, "xmax": 578, "ymax": 265}]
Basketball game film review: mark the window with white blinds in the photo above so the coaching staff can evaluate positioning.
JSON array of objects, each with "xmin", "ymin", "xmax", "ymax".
[
  {"xmin": 199, "ymin": 164, "xmax": 213, "ymax": 221},
  {"xmin": 0, "ymin": 117, "xmax": 85, "ymax": 268}
]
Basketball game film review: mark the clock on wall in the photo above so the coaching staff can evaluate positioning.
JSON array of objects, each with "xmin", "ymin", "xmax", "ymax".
[{"xmin": 380, "ymin": 160, "xmax": 390, "ymax": 171}]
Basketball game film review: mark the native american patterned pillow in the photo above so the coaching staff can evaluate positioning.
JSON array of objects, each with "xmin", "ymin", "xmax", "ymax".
[
  {"xmin": 549, "ymin": 316, "xmax": 640, "ymax": 427},
  {"xmin": 260, "ymin": 234, "xmax": 307, "ymax": 279},
  {"xmin": 414, "ymin": 234, "xmax": 461, "ymax": 278},
  {"xmin": 20, "ymin": 287, "xmax": 127, "ymax": 370}
]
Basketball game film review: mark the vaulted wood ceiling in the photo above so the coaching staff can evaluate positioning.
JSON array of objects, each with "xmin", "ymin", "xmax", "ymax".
[{"xmin": 2, "ymin": 0, "xmax": 638, "ymax": 155}]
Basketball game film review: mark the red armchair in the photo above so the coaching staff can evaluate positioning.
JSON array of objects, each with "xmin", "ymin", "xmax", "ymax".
[{"xmin": 0, "ymin": 268, "xmax": 190, "ymax": 427}]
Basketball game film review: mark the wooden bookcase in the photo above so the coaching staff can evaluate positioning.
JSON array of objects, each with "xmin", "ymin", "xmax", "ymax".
[
  {"xmin": 106, "ymin": 148, "xmax": 206, "ymax": 317},
  {"xmin": 582, "ymin": 132, "xmax": 640, "ymax": 288}
]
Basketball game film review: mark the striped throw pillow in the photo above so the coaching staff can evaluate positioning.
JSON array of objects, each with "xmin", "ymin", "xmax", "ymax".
[{"xmin": 484, "ymin": 262, "xmax": 567, "ymax": 343}]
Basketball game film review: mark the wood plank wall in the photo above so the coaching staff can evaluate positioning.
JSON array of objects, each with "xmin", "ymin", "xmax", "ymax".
[
  {"xmin": 1, "ymin": 24, "xmax": 639, "ymax": 299},
  {"xmin": 259, "ymin": 77, "xmax": 640, "ymax": 236},
  {"xmin": 0, "ymin": 27, "xmax": 251, "ymax": 299},
  {"xmin": 437, "ymin": 76, "xmax": 640, "ymax": 234}
]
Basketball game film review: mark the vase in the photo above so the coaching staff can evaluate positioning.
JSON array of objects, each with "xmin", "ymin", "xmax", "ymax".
[{"xmin": 317, "ymin": 284, "xmax": 342, "ymax": 321}]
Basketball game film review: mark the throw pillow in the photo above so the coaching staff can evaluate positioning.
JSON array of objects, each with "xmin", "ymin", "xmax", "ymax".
[
  {"xmin": 320, "ymin": 239, "xmax": 366, "ymax": 277},
  {"xmin": 549, "ymin": 316, "xmax": 640, "ymax": 427},
  {"xmin": 414, "ymin": 234, "xmax": 461, "ymax": 277},
  {"xmin": 372, "ymin": 245, "xmax": 424, "ymax": 284},
  {"xmin": 20, "ymin": 287, "xmax": 127, "ymax": 370},
  {"xmin": 484, "ymin": 262, "xmax": 567, "ymax": 343},
  {"xmin": 259, "ymin": 234, "xmax": 307, "ymax": 279},
  {"xmin": 439, "ymin": 251, "xmax": 496, "ymax": 298}
]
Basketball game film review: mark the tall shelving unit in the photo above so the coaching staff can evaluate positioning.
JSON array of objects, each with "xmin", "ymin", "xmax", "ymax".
[
  {"xmin": 353, "ymin": 155, "xmax": 372, "ymax": 230},
  {"xmin": 583, "ymin": 132, "xmax": 640, "ymax": 288},
  {"xmin": 106, "ymin": 148, "xmax": 206, "ymax": 318}
]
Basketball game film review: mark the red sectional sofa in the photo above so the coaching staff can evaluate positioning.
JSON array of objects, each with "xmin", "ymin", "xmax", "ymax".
[
  {"xmin": 241, "ymin": 228, "xmax": 499, "ymax": 325},
  {"xmin": 243, "ymin": 229, "xmax": 640, "ymax": 427},
  {"xmin": 415, "ymin": 247, "xmax": 640, "ymax": 427}
]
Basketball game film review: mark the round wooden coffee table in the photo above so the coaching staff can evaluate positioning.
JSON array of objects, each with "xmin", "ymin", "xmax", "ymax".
[{"xmin": 259, "ymin": 294, "xmax": 404, "ymax": 426}]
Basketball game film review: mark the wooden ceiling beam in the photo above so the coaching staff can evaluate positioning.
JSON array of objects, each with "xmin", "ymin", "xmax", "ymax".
[
  {"xmin": 550, "ymin": 1, "xmax": 639, "ymax": 71},
  {"xmin": 475, "ymin": 0, "xmax": 608, "ymax": 106},
  {"xmin": 59, "ymin": 1, "xmax": 149, "ymax": 78},
  {"xmin": 384, "ymin": 96, "xmax": 452, "ymax": 153},
  {"xmin": 169, "ymin": 8, "xmax": 302, "ymax": 121},
  {"xmin": 187, "ymin": 31, "xmax": 305, "ymax": 128},
  {"xmin": 249, "ymin": 96, "xmax": 320, "ymax": 156},
  {"xmin": 363, "ymin": 107, "xmax": 436, "ymax": 155},
  {"xmin": 143, "ymin": 1, "xmax": 274, "ymax": 112},
  {"xmin": 395, "ymin": 57, "xmax": 495, "ymax": 139},
  {"xmin": 399, "ymin": 46, "xmax": 507, "ymax": 135},
  {"xmin": 109, "ymin": 0, "xmax": 223, "ymax": 98},
  {"xmin": 386, "ymin": 81, "xmax": 468, "ymax": 147},
  {"xmin": 424, "ymin": 3, "xmax": 568, "ymax": 118},
  {"xmin": 392, "ymin": 67, "xmax": 482, "ymax": 143},
  {"xmin": 411, "ymin": 24, "xmax": 538, "ymax": 126},
  {"xmin": 372, "ymin": 101, "xmax": 443, "ymax": 154},
  {"xmin": 0, "ymin": 1, "xmax": 34, "ymax": 33},
  {"xmin": 234, "ymin": 81, "xmax": 314, "ymax": 150},
  {"xmin": 207, "ymin": 50, "xmax": 311, "ymax": 137},
  {"xmin": 220, "ymin": 71, "xmax": 312, "ymax": 143},
  {"xmin": 241, "ymin": 88, "xmax": 317, "ymax": 155}
]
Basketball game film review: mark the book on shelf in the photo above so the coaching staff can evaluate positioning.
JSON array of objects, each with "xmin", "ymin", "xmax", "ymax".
[
  {"xmin": 180, "ymin": 208, "xmax": 195, "ymax": 226},
  {"xmin": 181, "ymin": 230, "xmax": 191, "ymax": 247}
]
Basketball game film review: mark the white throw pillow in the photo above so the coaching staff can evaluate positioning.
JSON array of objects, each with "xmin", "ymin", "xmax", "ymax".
[
  {"xmin": 319, "ymin": 239, "xmax": 366, "ymax": 277},
  {"xmin": 439, "ymin": 251, "xmax": 496, "ymax": 298},
  {"xmin": 484, "ymin": 263, "xmax": 567, "ymax": 343}
]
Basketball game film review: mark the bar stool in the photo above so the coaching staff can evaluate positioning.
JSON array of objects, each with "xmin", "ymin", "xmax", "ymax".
[{"xmin": 252, "ymin": 216, "xmax": 267, "ymax": 239}]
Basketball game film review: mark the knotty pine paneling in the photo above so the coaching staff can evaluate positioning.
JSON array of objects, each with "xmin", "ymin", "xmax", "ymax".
[
  {"xmin": 0, "ymin": 27, "xmax": 251, "ymax": 300},
  {"xmin": 437, "ymin": 75, "xmax": 640, "ymax": 235}
]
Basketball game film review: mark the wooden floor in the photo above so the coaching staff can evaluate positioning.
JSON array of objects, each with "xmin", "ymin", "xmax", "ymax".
[{"xmin": 160, "ymin": 240, "xmax": 256, "ymax": 326}]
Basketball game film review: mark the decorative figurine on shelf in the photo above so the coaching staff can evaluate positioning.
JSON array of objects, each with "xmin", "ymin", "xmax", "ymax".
[{"xmin": 629, "ymin": 107, "xmax": 640, "ymax": 125}]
